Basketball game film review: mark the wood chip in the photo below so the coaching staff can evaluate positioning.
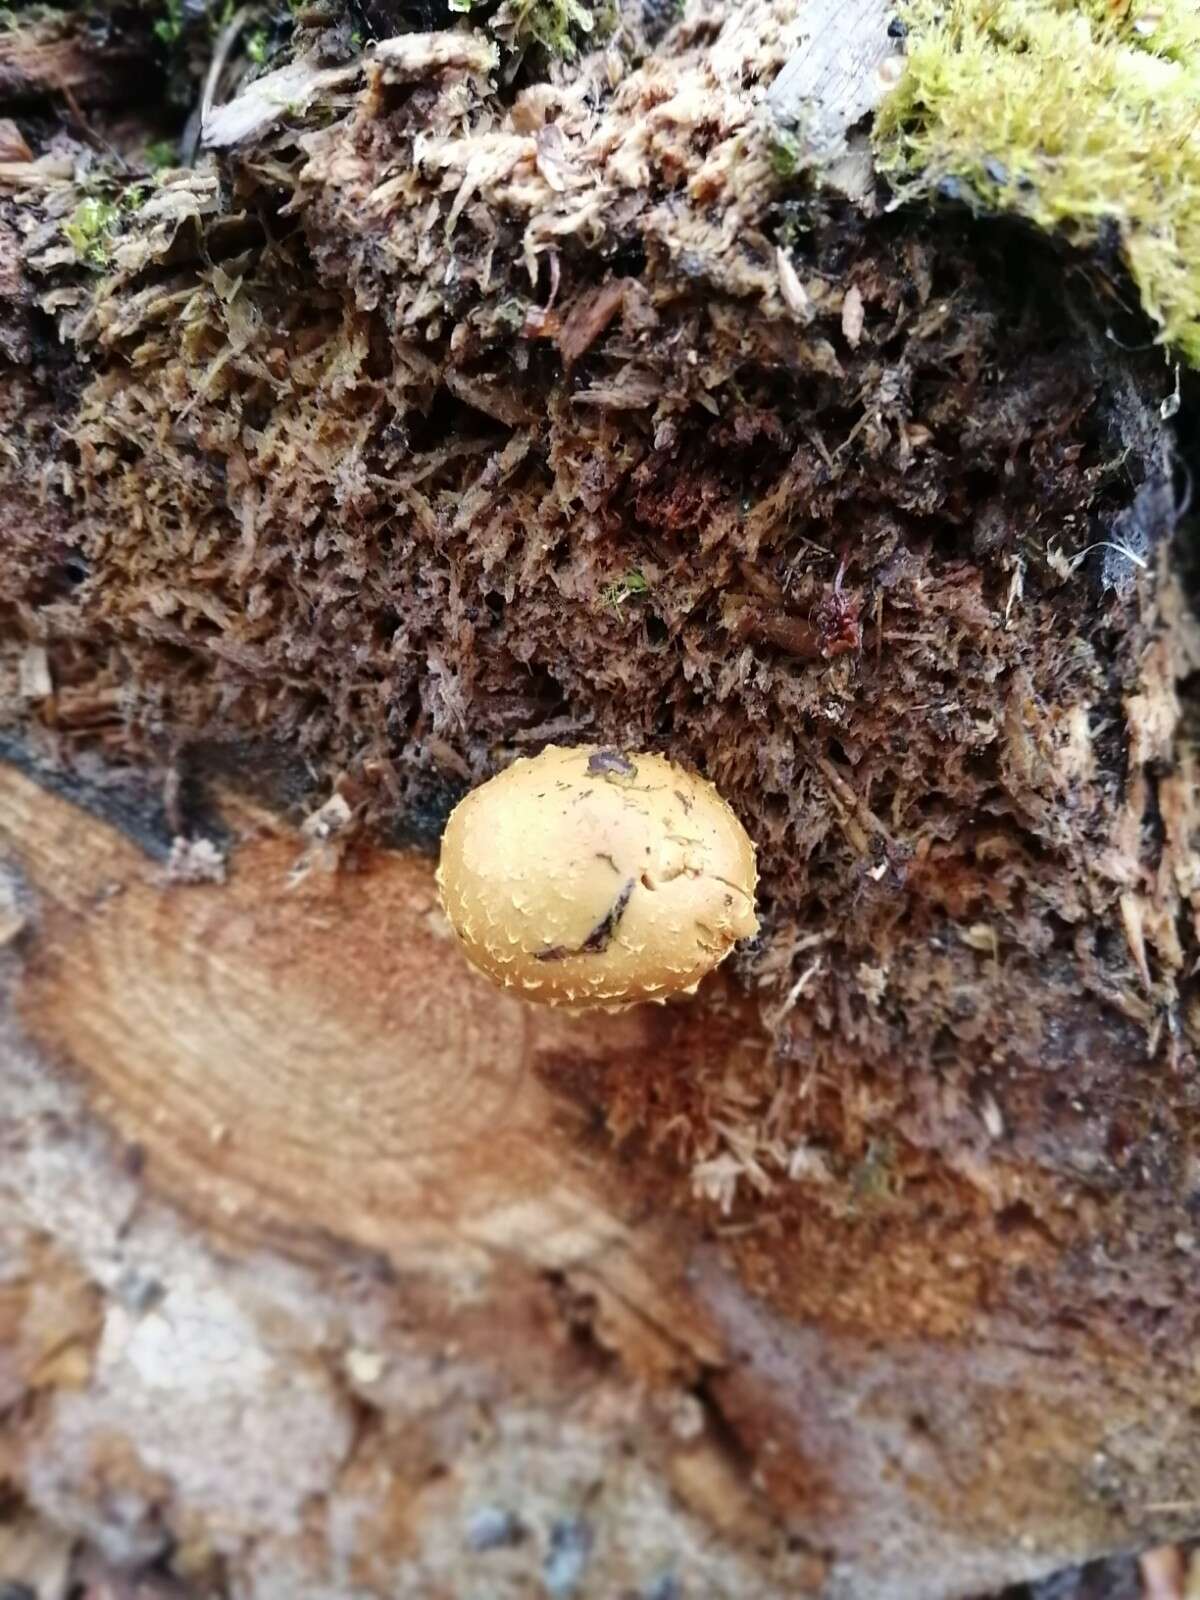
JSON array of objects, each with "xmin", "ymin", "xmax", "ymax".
[
  {"xmin": 571, "ymin": 369, "xmax": 663, "ymax": 408},
  {"xmin": 0, "ymin": 30, "xmax": 142, "ymax": 107},
  {"xmin": 535, "ymin": 123, "xmax": 570, "ymax": 193},
  {"xmin": 0, "ymin": 117, "xmax": 32, "ymax": 163},
  {"xmin": 443, "ymin": 366, "xmax": 540, "ymax": 425},
  {"xmin": 202, "ymin": 58, "xmax": 361, "ymax": 150},
  {"xmin": 1120, "ymin": 890, "xmax": 1153, "ymax": 989},
  {"xmin": 978, "ymin": 1092, "xmax": 1005, "ymax": 1140},
  {"xmin": 841, "ymin": 283, "xmax": 865, "ymax": 346},
  {"xmin": 19, "ymin": 644, "xmax": 52, "ymax": 700},
  {"xmin": 557, "ymin": 279, "xmax": 629, "ymax": 369},
  {"xmin": 775, "ymin": 247, "xmax": 811, "ymax": 320},
  {"xmin": 767, "ymin": 0, "xmax": 903, "ymax": 162},
  {"xmin": 0, "ymin": 1511, "xmax": 73, "ymax": 1600},
  {"xmin": 372, "ymin": 30, "xmax": 498, "ymax": 81},
  {"xmin": 0, "ymin": 866, "xmax": 27, "ymax": 946},
  {"xmin": 1141, "ymin": 1547, "xmax": 1186, "ymax": 1600}
]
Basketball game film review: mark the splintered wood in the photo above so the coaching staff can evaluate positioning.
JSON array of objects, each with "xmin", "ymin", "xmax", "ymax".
[
  {"xmin": 0, "ymin": 760, "xmax": 1198, "ymax": 1600},
  {"xmin": 767, "ymin": 0, "xmax": 903, "ymax": 159}
]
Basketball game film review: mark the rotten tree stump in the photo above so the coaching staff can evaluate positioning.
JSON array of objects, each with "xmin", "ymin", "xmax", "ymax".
[{"xmin": 0, "ymin": 0, "xmax": 1198, "ymax": 1596}]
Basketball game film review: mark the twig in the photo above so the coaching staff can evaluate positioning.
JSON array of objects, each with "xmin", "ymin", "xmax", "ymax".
[
  {"xmin": 61, "ymin": 80, "xmax": 129, "ymax": 171},
  {"xmin": 188, "ymin": 3, "xmax": 254, "ymax": 164}
]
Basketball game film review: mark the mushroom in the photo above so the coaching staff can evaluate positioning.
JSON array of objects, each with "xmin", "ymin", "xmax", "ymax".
[{"xmin": 436, "ymin": 744, "xmax": 759, "ymax": 1008}]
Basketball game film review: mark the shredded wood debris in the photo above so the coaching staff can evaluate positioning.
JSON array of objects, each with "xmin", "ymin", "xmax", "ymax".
[{"xmin": 0, "ymin": 0, "xmax": 1197, "ymax": 1208}]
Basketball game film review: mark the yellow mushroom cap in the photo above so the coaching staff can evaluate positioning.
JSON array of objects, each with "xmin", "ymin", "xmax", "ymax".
[{"xmin": 436, "ymin": 744, "xmax": 758, "ymax": 1008}]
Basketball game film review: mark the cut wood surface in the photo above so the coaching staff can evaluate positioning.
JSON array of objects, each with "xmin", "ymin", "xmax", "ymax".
[
  {"xmin": 0, "ymin": 754, "xmax": 1197, "ymax": 1600},
  {"xmin": 1, "ymin": 0, "xmax": 1199, "ymax": 1593},
  {"xmin": 2, "ymin": 754, "xmax": 713, "ymax": 1343}
]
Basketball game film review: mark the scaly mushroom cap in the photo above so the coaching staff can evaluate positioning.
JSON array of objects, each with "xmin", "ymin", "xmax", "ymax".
[{"xmin": 436, "ymin": 744, "xmax": 759, "ymax": 1008}]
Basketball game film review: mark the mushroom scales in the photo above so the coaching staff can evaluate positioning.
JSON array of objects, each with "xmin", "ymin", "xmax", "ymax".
[{"xmin": 437, "ymin": 745, "xmax": 759, "ymax": 1008}]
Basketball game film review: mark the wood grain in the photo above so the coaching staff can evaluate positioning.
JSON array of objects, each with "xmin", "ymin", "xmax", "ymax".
[
  {"xmin": 0, "ymin": 760, "xmax": 722, "ymax": 1372},
  {"xmin": 2, "ymin": 758, "xmax": 1198, "ymax": 1600},
  {"xmin": 0, "ymin": 29, "xmax": 147, "ymax": 107},
  {"xmin": 767, "ymin": 0, "xmax": 902, "ymax": 157}
]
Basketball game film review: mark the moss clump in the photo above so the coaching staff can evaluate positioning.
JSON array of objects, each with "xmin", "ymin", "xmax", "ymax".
[
  {"xmin": 143, "ymin": 139, "xmax": 179, "ymax": 172},
  {"xmin": 769, "ymin": 131, "xmax": 803, "ymax": 180},
  {"xmin": 452, "ymin": 0, "xmax": 602, "ymax": 58},
  {"xmin": 143, "ymin": 0, "xmax": 184, "ymax": 45},
  {"xmin": 64, "ymin": 182, "xmax": 154, "ymax": 267},
  {"xmin": 600, "ymin": 570, "xmax": 649, "ymax": 612},
  {"xmin": 875, "ymin": 0, "xmax": 1200, "ymax": 365},
  {"xmin": 64, "ymin": 198, "xmax": 121, "ymax": 268}
]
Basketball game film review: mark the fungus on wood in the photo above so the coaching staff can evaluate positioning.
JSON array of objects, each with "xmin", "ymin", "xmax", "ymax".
[
  {"xmin": 437, "ymin": 744, "xmax": 758, "ymax": 1004},
  {"xmin": 0, "ymin": 0, "xmax": 1199, "ymax": 1596}
]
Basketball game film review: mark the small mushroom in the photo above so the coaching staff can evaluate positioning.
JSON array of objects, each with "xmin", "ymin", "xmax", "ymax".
[{"xmin": 436, "ymin": 744, "xmax": 758, "ymax": 1008}]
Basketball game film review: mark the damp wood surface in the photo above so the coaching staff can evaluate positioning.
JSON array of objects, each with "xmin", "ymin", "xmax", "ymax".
[
  {"xmin": 0, "ymin": 753, "xmax": 1198, "ymax": 1600},
  {"xmin": 0, "ymin": 0, "xmax": 1199, "ymax": 1594}
]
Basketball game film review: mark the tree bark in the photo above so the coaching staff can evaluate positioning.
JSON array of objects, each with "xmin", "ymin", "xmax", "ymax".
[{"xmin": 1, "ymin": 2, "xmax": 1198, "ymax": 1598}]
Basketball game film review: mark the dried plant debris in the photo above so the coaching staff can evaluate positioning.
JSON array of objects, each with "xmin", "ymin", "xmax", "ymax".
[{"xmin": 0, "ymin": 0, "xmax": 1198, "ymax": 1213}]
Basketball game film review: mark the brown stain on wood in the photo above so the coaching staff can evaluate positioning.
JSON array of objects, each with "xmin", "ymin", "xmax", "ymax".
[
  {"xmin": 0, "ymin": 1233, "xmax": 101, "ymax": 1408},
  {"xmin": 0, "ymin": 761, "xmax": 723, "ymax": 1378},
  {"xmin": 2, "ymin": 761, "xmax": 1199, "ymax": 1586},
  {"xmin": 0, "ymin": 760, "xmax": 1100, "ymax": 1356}
]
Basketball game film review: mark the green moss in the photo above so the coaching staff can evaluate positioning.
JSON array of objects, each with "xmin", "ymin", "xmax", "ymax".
[
  {"xmin": 874, "ymin": 0, "xmax": 1200, "ymax": 365},
  {"xmin": 850, "ymin": 1136, "xmax": 901, "ymax": 1206},
  {"xmin": 600, "ymin": 570, "xmax": 650, "ymax": 612},
  {"xmin": 453, "ymin": 0, "xmax": 603, "ymax": 59},
  {"xmin": 142, "ymin": 0, "xmax": 248, "ymax": 47},
  {"xmin": 493, "ymin": 297, "xmax": 528, "ymax": 330},
  {"xmin": 64, "ymin": 179, "xmax": 155, "ymax": 267},
  {"xmin": 150, "ymin": 0, "xmax": 184, "ymax": 44},
  {"xmin": 770, "ymin": 131, "xmax": 803, "ymax": 179},
  {"xmin": 144, "ymin": 139, "xmax": 179, "ymax": 172},
  {"xmin": 65, "ymin": 197, "xmax": 120, "ymax": 268},
  {"xmin": 0, "ymin": 4, "xmax": 61, "ymax": 29}
]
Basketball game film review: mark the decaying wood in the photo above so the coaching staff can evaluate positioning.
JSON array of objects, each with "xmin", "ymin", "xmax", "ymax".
[
  {"xmin": 0, "ymin": 757, "xmax": 1198, "ymax": 1600},
  {"xmin": 0, "ymin": 19, "xmax": 149, "ymax": 109},
  {"xmin": 767, "ymin": 0, "xmax": 902, "ymax": 159},
  {"xmin": 0, "ymin": 1507, "xmax": 73, "ymax": 1598},
  {"xmin": 1, "ymin": 0, "xmax": 1199, "ymax": 1595}
]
